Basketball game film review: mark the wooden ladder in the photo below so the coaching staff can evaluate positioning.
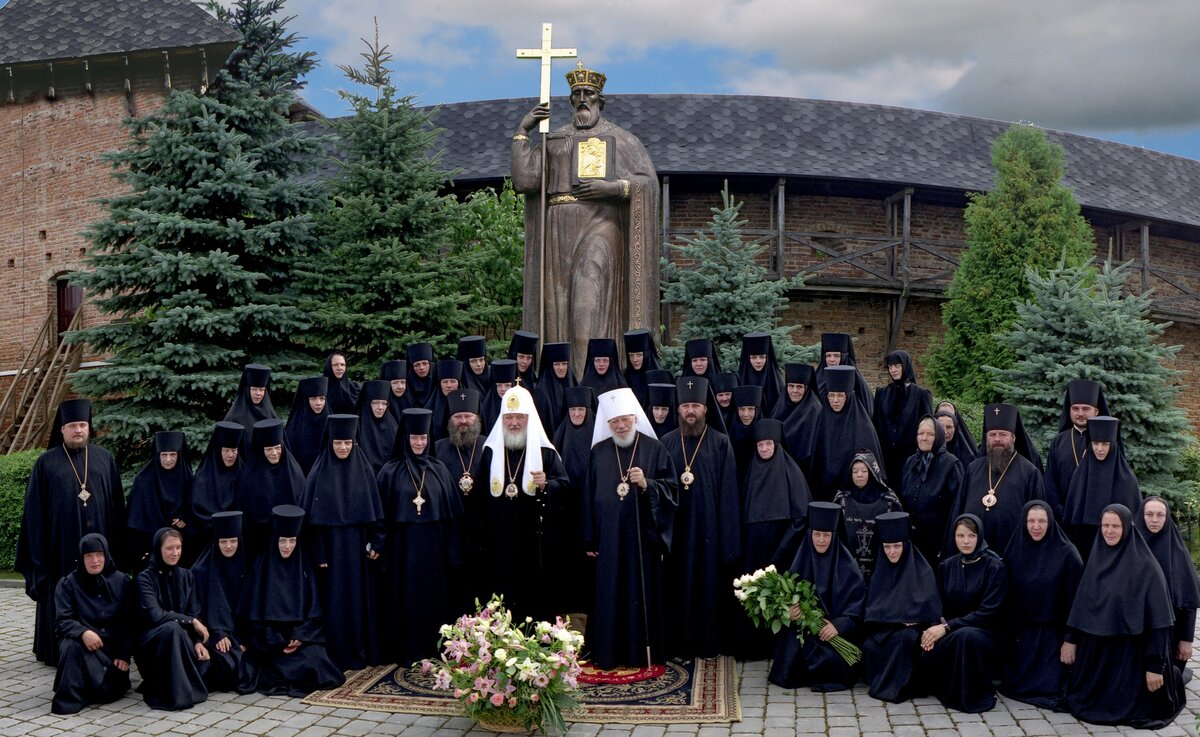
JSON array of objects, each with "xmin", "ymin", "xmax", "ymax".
[{"xmin": 0, "ymin": 309, "xmax": 85, "ymax": 453}]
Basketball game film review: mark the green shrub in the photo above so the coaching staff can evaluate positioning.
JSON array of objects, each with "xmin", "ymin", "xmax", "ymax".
[{"xmin": 0, "ymin": 450, "xmax": 42, "ymax": 570}]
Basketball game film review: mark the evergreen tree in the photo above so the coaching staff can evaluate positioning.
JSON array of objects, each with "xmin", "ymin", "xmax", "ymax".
[
  {"xmin": 925, "ymin": 124, "xmax": 1096, "ymax": 404},
  {"xmin": 993, "ymin": 258, "xmax": 1193, "ymax": 506},
  {"xmin": 295, "ymin": 26, "xmax": 468, "ymax": 365},
  {"xmin": 450, "ymin": 180, "xmax": 525, "ymax": 344},
  {"xmin": 67, "ymin": 0, "xmax": 324, "ymax": 462},
  {"xmin": 660, "ymin": 184, "xmax": 812, "ymax": 370}
]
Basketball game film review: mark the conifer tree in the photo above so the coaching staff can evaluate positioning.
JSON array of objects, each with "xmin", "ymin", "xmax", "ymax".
[
  {"xmin": 67, "ymin": 0, "xmax": 324, "ymax": 461},
  {"xmin": 660, "ymin": 184, "xmax": 811, "ymax": 369},
  {"xmin": 993, "ymin": 258, "xmax": 1193, "ymax": 505},
  {"xmin": 295, "ymin": 26, "xmax": 468, "ymax": 364},
  {"xmin": 925, "ymin": 124, "xmax": 1096, "ymax": 404}
]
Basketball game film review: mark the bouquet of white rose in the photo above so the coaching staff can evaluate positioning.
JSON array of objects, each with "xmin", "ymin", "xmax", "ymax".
[{"xmin": 734, "ymin": 565, "xmax": 862, "ymax": 665}]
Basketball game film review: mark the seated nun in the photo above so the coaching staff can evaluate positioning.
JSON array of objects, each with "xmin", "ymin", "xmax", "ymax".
[
  {"xmin": 191, "ymin": 511, "xmax": 258, "ymax": 694},
  {"xmin": 768, "ymin": 502, "xmax": 865, "ymax": 691},
  {"xmin": 239, "ymin": 505, "xmax": 345, "ymax": 697},
  {"xmin": 862, "ymin": 512, "xmax": 940, "ymax": 703},
  {"xmin": 920, "ymin": 514, "xmax": 1007, "ymax": 713},
  {"xmin": 51, "ymin": 534, "xmax": 135, "ymax": 714},
  {"xmin": 134, "ymin": 528, "xmax": 209, "ymax": 710}
]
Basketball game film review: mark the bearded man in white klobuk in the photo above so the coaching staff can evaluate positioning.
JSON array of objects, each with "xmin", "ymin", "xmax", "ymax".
[{"xmin": 476, "ymin": 386, "xmax": 569, "ymax": 620}]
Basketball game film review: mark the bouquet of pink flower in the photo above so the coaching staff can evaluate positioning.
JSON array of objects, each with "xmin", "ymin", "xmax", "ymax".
[
  {"xmin": 424, "ymin": 596, "xmax": 584, "ymax": 734},
  {"xmin": 734, "ymin": 565, "xmax": 862, "ymax": 665}
]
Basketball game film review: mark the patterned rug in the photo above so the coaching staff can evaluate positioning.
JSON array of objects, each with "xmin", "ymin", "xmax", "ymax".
[{"xmin": 303, "ymin": 656, "xmax": 740, "ymax": 724}]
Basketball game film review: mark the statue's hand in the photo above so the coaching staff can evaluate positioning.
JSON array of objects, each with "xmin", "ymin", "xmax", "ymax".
[
  {"xmin": 573, "ymin": 179, "xmax": 622, "ymax": 200},
  {"xmin": 519, "ymin": 103, "xmax": 551, "ymax": 134}
]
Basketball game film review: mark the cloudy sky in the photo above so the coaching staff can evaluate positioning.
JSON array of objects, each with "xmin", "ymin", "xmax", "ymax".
[{"xmin": 254, "ymin": 0, "xmax": 1200, "ymax": 159}]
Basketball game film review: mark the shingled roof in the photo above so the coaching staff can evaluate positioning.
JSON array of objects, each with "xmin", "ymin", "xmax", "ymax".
[
  {"xmin": 399, "ymin": 94, "xmax": 1200, "ymax": 231},
  {"xmin": 0, "ymin": 0, "xmax": 238, "ymax": 66}
]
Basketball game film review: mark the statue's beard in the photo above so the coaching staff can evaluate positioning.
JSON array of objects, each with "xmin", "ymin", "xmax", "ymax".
[{"xmin": 574, "ymin": 104, "xmax": 600, "ymax": 129}]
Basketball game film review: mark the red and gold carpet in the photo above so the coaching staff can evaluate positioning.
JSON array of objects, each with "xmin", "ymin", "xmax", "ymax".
[{"xmin": 303, "ymin": 656, "xmax": 740, "ymax": 724}]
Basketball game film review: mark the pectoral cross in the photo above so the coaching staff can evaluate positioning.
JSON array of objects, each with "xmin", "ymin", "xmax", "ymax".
[{"xmin": 516, "ymin": 23, "xmax": 577, "ymax": 134}]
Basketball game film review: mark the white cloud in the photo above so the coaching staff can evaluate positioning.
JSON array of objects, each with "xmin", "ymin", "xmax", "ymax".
[{"xmin": 280, "ymin": 0, "xmax": 1200, "ymax": 131}]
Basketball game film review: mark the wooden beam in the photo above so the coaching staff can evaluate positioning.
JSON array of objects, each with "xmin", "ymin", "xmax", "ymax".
[
  {"xmin": 661, "ymin": 176, "xmax": 672, "ymax": 345},
  {"xmin": 1141, "ymin": 221, "xmax": 1150, "ymax": 293},
  {"xmin": 776, "ymin": 178, "xmax": 786, "ymax": 276}
]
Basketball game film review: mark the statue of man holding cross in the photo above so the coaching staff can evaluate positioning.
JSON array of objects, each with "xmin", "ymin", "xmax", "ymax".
[{"xmin": 511, "ymin": 61, "xmax": 661, "ymax": 372}]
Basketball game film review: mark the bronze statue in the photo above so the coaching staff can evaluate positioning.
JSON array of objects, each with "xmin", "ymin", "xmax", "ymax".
[{"xmin": 512, "ymin": 65, "xmax": 661, "ymax": 372}]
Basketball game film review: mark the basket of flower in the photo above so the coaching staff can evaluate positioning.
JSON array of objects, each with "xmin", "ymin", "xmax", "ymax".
[
  {"xmin": 424, "ymin": 596, "xmax": 585, "ymax": 735},
  {"xmin": 734, "ymin": 565, "xmax": 862, "ymax": 665}
]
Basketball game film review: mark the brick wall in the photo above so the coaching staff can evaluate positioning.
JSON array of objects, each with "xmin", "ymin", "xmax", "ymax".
[
  {"xmin": 665, "ymin": 185, "xmax": 1200, "ymax": 431},
  {"xmin": 0, "ymin": 57, "xmax": 208, "ymax": 370}
]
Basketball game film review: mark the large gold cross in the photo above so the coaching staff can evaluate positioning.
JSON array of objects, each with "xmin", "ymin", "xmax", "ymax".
[{"xmin": 516, "ymin": 23, "xmax": 577, "ymax": 134}]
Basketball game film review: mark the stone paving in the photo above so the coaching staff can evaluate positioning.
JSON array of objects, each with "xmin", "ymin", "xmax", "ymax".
[{"xmin": 1, "ymin": 586, "xmax": 1198, "ymax": 737}]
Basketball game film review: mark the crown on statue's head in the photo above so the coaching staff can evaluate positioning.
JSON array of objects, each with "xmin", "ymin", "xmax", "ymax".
[{"xmin": 566, "ymin": 60, "xmax": 606, "ymax": 92}]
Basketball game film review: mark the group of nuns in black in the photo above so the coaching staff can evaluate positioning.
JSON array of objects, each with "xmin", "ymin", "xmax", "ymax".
[
  {"xmin": 52, "ymin": 505, "xmax": 344, "ymax": 713},
  {"xmin": 56, "ymin": 334, "xmax": 1195, "ymax": 728}
]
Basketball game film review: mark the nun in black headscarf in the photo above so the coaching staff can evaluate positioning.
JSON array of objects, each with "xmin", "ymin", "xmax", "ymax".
[
  {"xmin": 771, "ymin": 363, "xmax": 821, "ymax": 467},
  {"xmin": 833, "ymin": 450, "xmax": 903, "ymax": 581},
  {"xmin": 551, "ymin": 386, "xmax": 597, "ymax": 616},
  {"xmin": 405, "ymin": 342, "xmax": 437, "ymax": 408},
  {"xmin": 322, "ymin": 352, "xmax": 360, "ymax": 415},
  {"xmin": 814, "ymin": 333, "xmax": 872, "ymax": 417},
  {"xmin": 712, "ymin": 372, "xmax": 738, "ymax": 430},
  {"xmin": 680, "ymin": 338, "xmax": 722, "ymax": 381},
  {"xmin": 127, "ymin": 431, "xmax": 194, "ymax": 566},
  {"xmin": 1136, "ymin": 496, "xmax": 1200, "ymax": 680},
  {"xmin": 457, "ymin": 335, "xmax": 492, "ymax": 396},
  {"xmin": 742, "ymin": 419, "xmax": 811, "ymax": 570},
  {"xmin": 507, "ymin": 330, "xmax": 540, "ymax": 389},
  {"xmin": 191, "ymin": 511, "xmax": 257, "ymax": 694},
  {"xmin": 862, "ymin": 512, "xmax": 941, "ymax": 703},
  {"xmin": 623, "ymin": 328, "xmax": 663, "ymax": 408},
  {"xmin": 535, "ymin": 341, "xmax": 576, "ymax": 436},
  {"xmin": 240, "ymin": 505, "xmax": 345, "ymax": 697},
  {"xmin": 223, "ymin": 364, "xmax": 277, "ymax": 452},
  {"xmin": 739, "ymin": 420, "xmax": 811, "ymax": 659},
  {"xmin": 233, "ymin": 419, "xmax": 306, "ymax": 558},
  {"xmin": 425, "ymin": 359, "xmax": 465, "ymax": 442},
  {"xmin": 375, "ymin": 409, "xmax": 464, "ymax": 665},
  {"xmin": 807, "ymin": 366, "xmax": 884, "ymax": 501},
  {"xmin": 355, "ymin": 380, "xmax": 400, "ymax": 473},
  {"xmin": 999, "ymin": 500, "xmax": 1083, "ymax": 710},
  {"xmin": 380, "ymin": 359, "xmax": 413, "ymax": 422},
  {"xmin": 300, "ymin": 415, "xmax": 384, "ymax": 670},
  {"xmin": 52, "ymin": 534, "xmax": 136, "ymax": 714},
  {"xmin": 285, "ymin": 376, "xmax": 329, "ymax": 475},
  {"xmin": 899, "ymin": 415, "xmax": 963, "ymax": 566},
  {"xmin": 553, "ymin": 386, "xmax": 596, "ymax": 492},
  {"xmin": 934, "ymin": 401, "xmax": 979, "ymax": 465},
  {"xmin": 134, "ymin": 528, "xmax": 209, "ymax": 710},
  {"xmin": 1064, "ymin": 504, "xmax": 1184, "ymax": 727},
  {"xmin": 191, "ymin": 422, "xmax": 244, "ymax": 555},
  {"xmin": 646, "ymin": 383, "xmax": 678, "ymax": 438},
  {"xmin": 737, "ymin": 332, "xmax": 784, "ymax": 416},
  {"xmin": 921, "ymin": 514, "xmax": 1007, "ymax": 713},
  {"xmin": 872, "ymin": 350, "xmax": 932, "ymax": 483},
  {"xmin": 580, "ymin": 338, "xmax": 627, "ymax": 395},
  {"xmin": 729, "ymin": 384, "xmax": 765, "ymax": 477},
  {"xmin": 768, "ymin": 502, "xmax": 865, "ymax": 691},
  {"xmin": 1062, "ymin": 416, "xmax": 1141, "ymax": 562}
]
